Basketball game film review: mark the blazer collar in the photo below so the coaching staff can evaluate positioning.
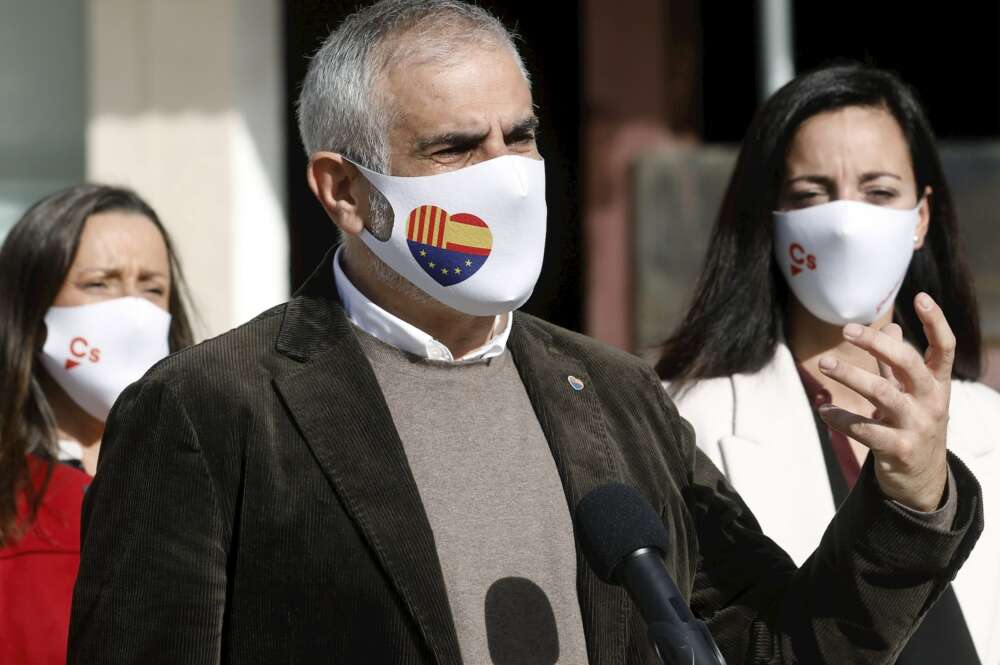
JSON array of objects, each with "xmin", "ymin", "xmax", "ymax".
[
  {"xmin": 727, "ymin": 343, "xmax": 837, "ymax": 565},
  {"xmin": 507, "ymin": 317, "xmax": 631, "ymax": 665},
  {"xmin": 274, "ymin": 247, "xmax": 462, "ymax": 665},
  {"xmin": 731, "ymin": 343, "xmax": 819, "ymax": 447},
  {"xmin": 272, "ymin": 249, "xmax": 628, "ymax": 665}
]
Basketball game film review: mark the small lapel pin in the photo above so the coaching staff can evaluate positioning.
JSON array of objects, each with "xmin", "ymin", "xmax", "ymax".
[{"xmin": 567, "ymin": 375, "xmax": 584, "ymax": 391}]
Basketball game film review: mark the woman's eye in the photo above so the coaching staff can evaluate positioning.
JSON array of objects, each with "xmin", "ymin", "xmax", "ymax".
[
  {"xmin": 867, "ymin": 189, "xmax": 896, "ymax": 200},
  {"xmin": 83, "ymin": 281, "xmax": 107, "ymax": 289},
  {"xmin": 146, "ymin": 287, "xmax": 166, "ymax": 296}
]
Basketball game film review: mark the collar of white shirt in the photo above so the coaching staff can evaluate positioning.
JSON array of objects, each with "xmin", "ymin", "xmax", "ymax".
[
  {"xmin": 57, "ymin": 439, "xmax": 83, "ymax": 463},
  {"xmin": 332, "ymin": 246, "xmax": 511, "ymax": 363}
]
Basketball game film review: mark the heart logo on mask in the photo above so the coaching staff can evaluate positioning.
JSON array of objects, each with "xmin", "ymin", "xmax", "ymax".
[{"xmin": 405, "ymin": 205, "xmax": 493, "ymax": 286}]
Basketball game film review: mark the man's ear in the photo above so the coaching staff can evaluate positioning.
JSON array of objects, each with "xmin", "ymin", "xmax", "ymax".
[
  {"xmin": 914, "ymin": 185, "xmax": 932, "ymax": 249},
  {"xmin": 306, "ymin": 152, "xmax": 371, "ymax": 236}
]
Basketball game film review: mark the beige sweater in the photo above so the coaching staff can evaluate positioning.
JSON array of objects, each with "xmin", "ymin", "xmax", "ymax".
[{"xmin": 357, "ymin": 328, "xmax": 590, "ymax": 665}]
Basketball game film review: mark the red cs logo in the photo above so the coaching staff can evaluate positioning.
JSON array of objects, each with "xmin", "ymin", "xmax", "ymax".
[
  {"xmin": 65, "ymin": 336, "xmax": 101, "ymax": 370},
  {"xmin": 789, "ymin": 243, "xmax": 816, "ymax": 276}
]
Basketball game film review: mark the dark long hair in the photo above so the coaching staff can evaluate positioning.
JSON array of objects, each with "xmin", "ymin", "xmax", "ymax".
[
  {"xmin": 0, "ymin": 184, "xmax": 195, "ymax": 545},
  {"xmin": 656, "ymin": 63, "xmax": 982, "ymax": 386}
]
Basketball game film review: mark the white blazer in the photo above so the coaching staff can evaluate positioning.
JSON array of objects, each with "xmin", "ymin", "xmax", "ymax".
[{"xmin": 667, "ymin": 343, "xmax": 1000, "ymax": 663}]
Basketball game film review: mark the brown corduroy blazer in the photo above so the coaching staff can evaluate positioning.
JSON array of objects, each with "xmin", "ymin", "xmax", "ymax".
[{"xmin": 68, "ymin": 252, "xmax": 983, "ymax": 665}]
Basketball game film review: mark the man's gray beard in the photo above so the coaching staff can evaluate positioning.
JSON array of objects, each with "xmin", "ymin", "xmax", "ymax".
[{"xmin": 355, "ymin": 190, "xmax": 437, "ymax": 307}]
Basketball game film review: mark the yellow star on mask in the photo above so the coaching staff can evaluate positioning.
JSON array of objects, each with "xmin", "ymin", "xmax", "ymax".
[
  {"xmin": 428, "ymin": 261, "xmax": 436, "ymax": 269},
  {"xmin": 454, "ymin": 267, "xmax": 462, "ymax": 275},
  {"xmin": 419, "ymin": 250, "xmax": 427, "ymax": 257},
  {"xmin": 441, "ymin": 267, "xmax": 449, "ymax": 275},
  {"xmin": 465, "ymin": 260, "xmax": 472, "ymax": 267}
]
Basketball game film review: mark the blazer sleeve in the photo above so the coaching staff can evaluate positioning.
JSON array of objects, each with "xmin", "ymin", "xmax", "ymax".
[
  {"xmin": 655, "ymin": 381, "xmax": 985, "ymax": 664},
  {"xmin": 68, "ymin": 377, "xmax": 228, "ymax": 665}
]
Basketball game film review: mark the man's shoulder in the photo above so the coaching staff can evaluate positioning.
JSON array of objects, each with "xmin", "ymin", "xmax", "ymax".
[{"xmin": 142, "ymin": 303, "xmax": 292, "ymax": 396}]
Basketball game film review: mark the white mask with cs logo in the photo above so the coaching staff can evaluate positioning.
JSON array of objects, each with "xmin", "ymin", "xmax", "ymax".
[
  {"xmin": 39, "ymin": 297, "xmax": 172, "ymax": 421},
  {"xmin": 773, "ymin": 199, "xmax": 921, "ymax": 325}
]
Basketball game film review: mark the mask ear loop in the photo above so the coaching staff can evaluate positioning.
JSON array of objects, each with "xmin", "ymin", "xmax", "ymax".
[{"xmin": 341, "ymin": 156, "xmax": 397, "ymax": 243}]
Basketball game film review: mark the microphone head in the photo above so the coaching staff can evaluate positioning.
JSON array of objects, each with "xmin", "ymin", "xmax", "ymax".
[{"xmin": 574, "ymin": 482, "xmax": 669, "ymax": 584}]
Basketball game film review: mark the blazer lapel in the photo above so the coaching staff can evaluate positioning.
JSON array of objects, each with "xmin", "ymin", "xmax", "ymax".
[
  {"xmin": 272, "ymin": 257, "xmax": 462, "ymax": 665},
  {"xmin": 725, "ymin": 344, "xmax": 835, "ymax": 566},
  {"xmin": 508, "ymin": 317, "xmax": 630, "ymax": 665}
]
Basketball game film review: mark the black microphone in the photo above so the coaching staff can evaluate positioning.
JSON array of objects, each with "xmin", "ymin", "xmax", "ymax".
[{"xmin": 574, "ymin": 482, "xmax": 727, "ymax": 665}]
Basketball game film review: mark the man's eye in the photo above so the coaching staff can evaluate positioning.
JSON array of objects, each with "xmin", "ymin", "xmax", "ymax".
[
  {"xmin": 83, "ymin": 281, "xmax": 107, "ymax": 289},
  {"xmin": 434, "ymin": 145, "xmax": 471, "ymax": 157},
  {"xmin": 507, "ymin": 132, "xmax": 536, "ymax": 145}
]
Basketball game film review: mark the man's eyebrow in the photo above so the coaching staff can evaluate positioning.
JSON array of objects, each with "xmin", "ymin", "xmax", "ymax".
[
  {"xmin": 415, "ymin": 128, "xmax": 490, "ymax": 152},
  {"xmin": 414, "ymin": 116, "xmax": 540, "ymax": 153},
  {"xmin": 505, "ymin": 116, "xmax": 540, "ymax": 137}
]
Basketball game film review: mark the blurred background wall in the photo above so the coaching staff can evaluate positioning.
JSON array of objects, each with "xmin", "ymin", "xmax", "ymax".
[
  {"xmin": 1, "ymin": 0, "xmax": 997, "ymax": 386},
  {"xmin": 0, "ymin": 1, "xmax": 85, "ymax": 235},
  {"xmin": 87, "ymin": 0, "xmax": 288, "ymax": 337}
]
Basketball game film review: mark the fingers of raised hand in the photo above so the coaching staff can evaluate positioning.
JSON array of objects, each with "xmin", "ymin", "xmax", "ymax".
[
  {"xmin": 818, "ymin": 356, "xmax": 908, "ymax": 421},
  {"xmin": 842, "ymin": 322, "xmax": 934, "ymax": 396},
  {"xmin": 914, "ymin": 293, "xmax": 957, "ymax": 383},
  {"xmin": 817, "ymin": 405, "xmax": 898, "ymax": 454},
  {"xmin": 877, "ymin": 322, "xmax": 904, "ymax": 391},
  {"xmin": 818, "ymin": 404, "xmax": 936, "ymax": 468}
]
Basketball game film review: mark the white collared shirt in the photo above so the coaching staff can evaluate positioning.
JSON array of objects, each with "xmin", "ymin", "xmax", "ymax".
[
  {"xmin": 58, "ymin": 439, "xmax": 84, "ymax": 464},
  {"xmin": 332, "ymin": 247, "xmax": 511, "ymax": 363}
]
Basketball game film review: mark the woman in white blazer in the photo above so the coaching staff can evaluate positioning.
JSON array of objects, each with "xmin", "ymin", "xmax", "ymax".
[{"xmin": 660, "ymin": 64, "xmax": 999, "ymax": 665}]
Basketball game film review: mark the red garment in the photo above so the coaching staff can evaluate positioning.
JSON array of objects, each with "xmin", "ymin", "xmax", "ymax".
[{"xmin": 0, "ymin": 456, "xmax": 90, "ymax": 665}]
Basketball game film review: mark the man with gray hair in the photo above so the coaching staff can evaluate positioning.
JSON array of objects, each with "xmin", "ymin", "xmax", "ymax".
[{"xmin": 69, "ymin": 1, "xmax": 982, "ymax": 664}]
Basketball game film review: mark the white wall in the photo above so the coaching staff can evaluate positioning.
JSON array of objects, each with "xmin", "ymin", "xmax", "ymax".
[{"xmin": 87, "ymin": 0, "xmax": 289, "ymax": 339}]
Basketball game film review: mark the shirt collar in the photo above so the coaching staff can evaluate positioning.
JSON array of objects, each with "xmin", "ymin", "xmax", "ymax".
[
  {"xmin": 57, "ymin": 439, "xmax": 83, "ymax": 463},
  {"xmin": 332, "ymin": 246, "xmax": 511, "ymax": 363}
]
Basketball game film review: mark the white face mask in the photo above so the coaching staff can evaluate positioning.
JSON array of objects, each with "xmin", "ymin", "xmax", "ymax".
[
  {"xmin": 350, "ymin": 155, "xmax": 547, "ymax": 316},
  {"xmin": 773, "ymin": 199, "xmax": 921, "ymax": 325},
  {"xmin": 39, "ymin": 297, "xmax": 172, "ymax": 421}
]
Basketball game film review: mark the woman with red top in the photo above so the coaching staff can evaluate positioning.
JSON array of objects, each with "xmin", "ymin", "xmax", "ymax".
[
  {"xmin": 658, "ymin": 64, "xmax": 1000, "ymax": 664},
  {"xmin": 0, "ymin": 185, "xmax": 194, "ymax": 664}
]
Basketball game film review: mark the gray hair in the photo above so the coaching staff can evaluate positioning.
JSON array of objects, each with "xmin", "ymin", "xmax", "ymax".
[{"xmin": 296, "ymin": 0, "xmax": 530, "ymax": 174}]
